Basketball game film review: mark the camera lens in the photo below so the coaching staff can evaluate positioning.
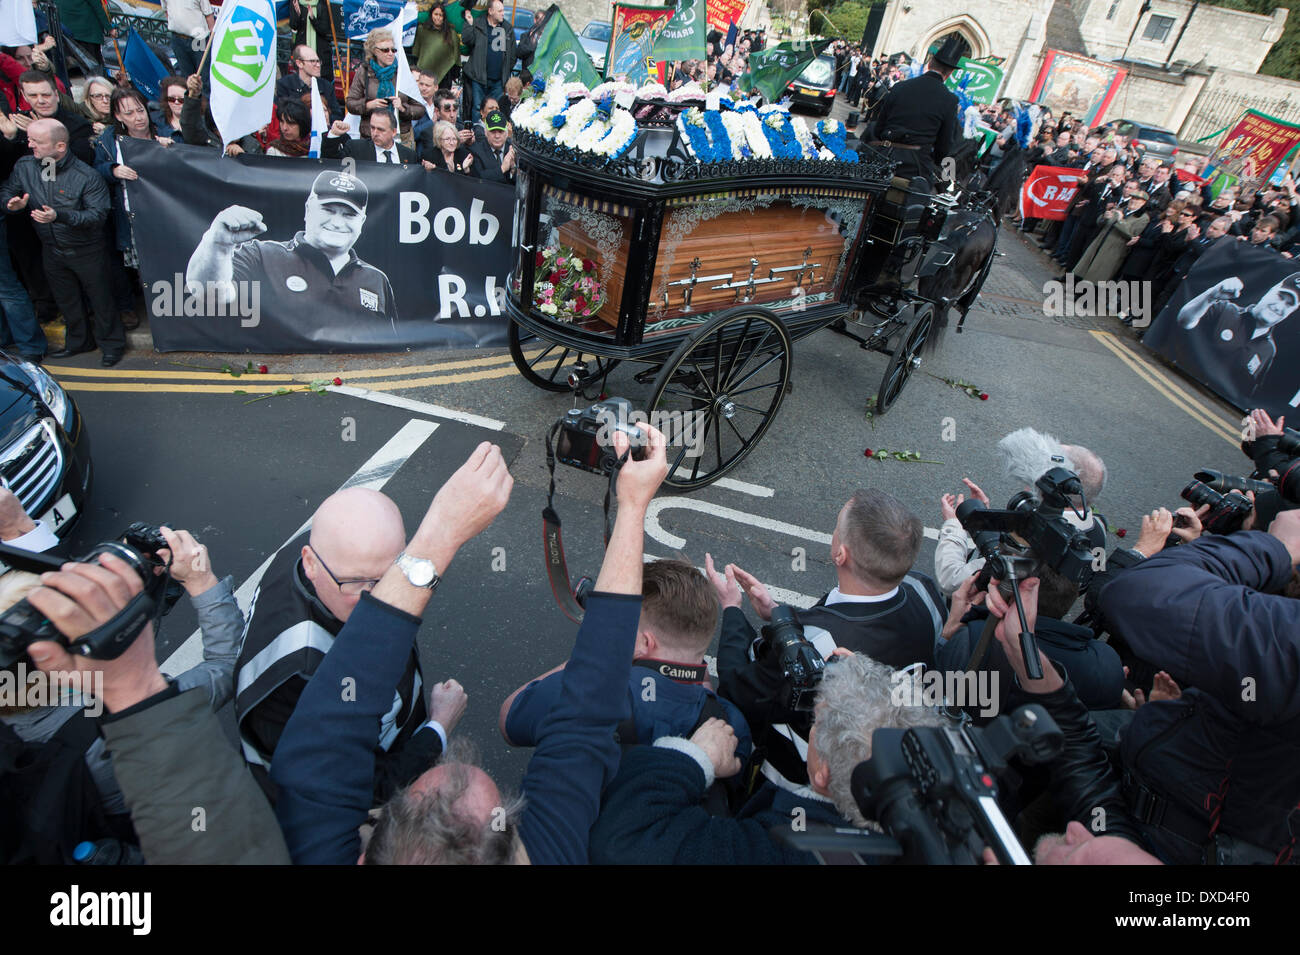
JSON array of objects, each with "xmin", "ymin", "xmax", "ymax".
[{"xmin": 1181, "ymin": 479, "xmax": 1222, "ymax": 511}]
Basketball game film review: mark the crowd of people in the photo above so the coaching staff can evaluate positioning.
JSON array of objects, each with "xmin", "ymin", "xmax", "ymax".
[
  {"xmin": 1007, "ymin": 111, "xmax": 1300, "ymax": 323},
  {"xmin": 2, "ymin": 402, "xmax": 1297, "ymax": 865}
]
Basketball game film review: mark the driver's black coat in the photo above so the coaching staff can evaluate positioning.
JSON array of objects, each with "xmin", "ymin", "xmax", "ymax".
[{"xmin": 860, "ymin": 70, "xmax": 959, "ymax": 181}]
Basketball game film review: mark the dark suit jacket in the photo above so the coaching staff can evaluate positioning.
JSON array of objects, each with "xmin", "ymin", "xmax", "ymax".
[
  {"xmin": 276, "ymin": 73, "xmax": 344, "ymax": 123},
  {"xmin": 468, "ymin": 137, "xmax": 514, "ymax": 183},
  {"xmin": 322, "ymin": 135, "xmax": 418, "ymax": 165},
  {"xmin": 863, "ymin": 70, "xmax": 958, "ymax": 178}
]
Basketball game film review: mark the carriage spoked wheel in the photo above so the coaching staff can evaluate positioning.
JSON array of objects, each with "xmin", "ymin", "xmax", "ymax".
[
  {"xmin": 508, "ymin": 321, "xmax": 620, "ymax": 393},
  {"xmin": 648, "ymin": 306, "xmax": 792, "ymax": 491},
  {"xmin": 874, "ymin": 304, "xmax": 934, "ymax": 416}
]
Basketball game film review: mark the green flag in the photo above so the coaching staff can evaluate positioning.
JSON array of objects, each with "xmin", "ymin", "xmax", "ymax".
[
  {"xmin": 526, "ymin": 4, "xmax": 603, "ymax": 89},
  {"xmin": 651, "ymin": 0, "xmax": 706, "ymax": 64},
  {"xmin": 740, "ymin": 39, "xmax": 832, "ymax": 104},
  {"xmin": 944, "ymin": 57, "xmax": 1004, "ymax": 105}
]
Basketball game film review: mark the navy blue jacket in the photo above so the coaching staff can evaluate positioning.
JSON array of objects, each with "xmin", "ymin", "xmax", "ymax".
[
  {"xmin": 1099, "ymin": 531, "xmax": 1300, "ymax": 862},
  {"xmin": 506, "ymin": 661, "xmax": 752, "ymax": 761},
  {"xmin": 271, "ymin": 590, "xmax": 640, "ymax": 865},
  {"xmin": 590, "ymin": 744, "xmax": 847, "ymax": 864}
]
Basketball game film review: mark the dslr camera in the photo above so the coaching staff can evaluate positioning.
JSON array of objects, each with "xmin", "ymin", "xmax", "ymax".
[
  {"xmin": 760, "ymin": 606, "xmax": 826, "ymax": 712},
  {"xmin": 555, "ymin": 396, "xmax": 649, "ymax": 476},
  {"xmin": 0, "ymin": 523, "xmax": 184, "ymax": 670}
]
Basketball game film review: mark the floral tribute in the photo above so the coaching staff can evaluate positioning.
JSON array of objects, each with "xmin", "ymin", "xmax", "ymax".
[{"xmin": 513, "ymin": 244, "xmax": 607, "ymax": 323}]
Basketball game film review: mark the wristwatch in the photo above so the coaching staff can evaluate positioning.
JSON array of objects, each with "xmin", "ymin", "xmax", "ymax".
[{"xmin": 394, "ymin": 551, "xmax": 440, "ymax": 591}]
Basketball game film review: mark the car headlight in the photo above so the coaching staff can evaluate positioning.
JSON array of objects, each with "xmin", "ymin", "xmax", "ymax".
[{"xmin": 20, "ymin": 361, "xmax": 68, "ymax": 424}]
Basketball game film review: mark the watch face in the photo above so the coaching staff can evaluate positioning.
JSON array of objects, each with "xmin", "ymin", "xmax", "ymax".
[{"xmin": 401, "ymin": 554, "xmax": 436, "ymax": 587}]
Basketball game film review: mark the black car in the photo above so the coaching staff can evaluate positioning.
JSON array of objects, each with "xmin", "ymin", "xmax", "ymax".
[
  {"xmin": 0, "ymin": 352, "xmax": 92, "ymax": 540},
  {"xmin": 785, "ymin": 54, "xmax": 837, "ymax": 116}
]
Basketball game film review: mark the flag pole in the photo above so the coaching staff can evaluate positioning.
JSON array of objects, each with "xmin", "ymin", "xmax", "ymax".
[
  {"xmin": 326, "ymin": 0, "xmax": 342, "ymax": 88},
  {"xmin": 111, "ymin": 35, "xmax": 126, "ymax": 80},
  {"xmin": 196, "ymin": 25, "xmax": 217, "ymax": 75}
]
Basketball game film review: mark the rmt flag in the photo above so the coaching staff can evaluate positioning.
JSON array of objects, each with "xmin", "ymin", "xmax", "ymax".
[
  {"xmin": 208, "ymin": 0, "xmax": 278, "ymax": 146},
  {"xmin": 1018, "ymin": 165, "xmax": 1087, "ymax": 221}
]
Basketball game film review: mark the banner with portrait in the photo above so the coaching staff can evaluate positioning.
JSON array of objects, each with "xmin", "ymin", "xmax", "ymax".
[
  {"xmin": 121, "ymin": 139, "xmax": 515, "ymax": 354},
  {"xmin": 606, "ymin": 3, "xmax": 675, "ymax": 83},
  {"xmin": 1203, "ymin": 109, "xmax": 1300, "ymax": 199},
  {"xmin": 1029, "ymin": 50, "xmax": 1125, "ymax": 127},
  {"xmin": 1143, "ymin": 237, "xmax": 1300, "ymax": 416}
]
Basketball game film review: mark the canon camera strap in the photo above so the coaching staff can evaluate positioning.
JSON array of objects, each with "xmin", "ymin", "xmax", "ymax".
[{"xmin": 542, "ymin": 419, "xmax": 630, "ymax": 623}]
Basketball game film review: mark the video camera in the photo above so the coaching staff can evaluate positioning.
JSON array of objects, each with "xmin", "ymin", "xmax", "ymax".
[
  {"xmin": 851, "ymin": 704, "xmax": 1064, "ymax": 864},
  {"xmin": 955, "ymin": 467, "xmax": 1095, "ymax": 680},
  {"xmin": 0, "ymin": 523, "xmax": 184, "ymax": 670},
  {"xmin": 955, "ymin": 467, "xmax": 1096, "ymax": 588}
]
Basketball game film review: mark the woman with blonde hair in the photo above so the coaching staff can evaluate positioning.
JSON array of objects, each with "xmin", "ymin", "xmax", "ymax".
[
  {"xmin": 347, "ymin": 27, "xmax": 424, "ymax": 141},
  {"xmin": 80, "ymin": 75, "xmax": 115, "ymax": 136},
  {"xmin": 428, "ymin": 119, "xmax": 472, "ymax": 173}
]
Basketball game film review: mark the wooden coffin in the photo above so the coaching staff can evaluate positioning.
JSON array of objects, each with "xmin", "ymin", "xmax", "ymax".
[{"xmin": 556, "ymin": 191, "xmax": 866, "ymax": 333}]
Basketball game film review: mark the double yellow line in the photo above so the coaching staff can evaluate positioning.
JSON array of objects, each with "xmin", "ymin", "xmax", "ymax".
[
  {"xmin": 1088, "ymin": 331, "xmax": 1242, "ymax": 447},
  {"xmin": 47, "ymin": 349, "xmax": 542, "ymax": 395}
]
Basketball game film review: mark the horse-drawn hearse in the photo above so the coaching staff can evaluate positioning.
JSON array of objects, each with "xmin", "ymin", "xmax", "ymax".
[{"xmin": 503, "ymin": 84, "xmax": 998, "ymax": 489}]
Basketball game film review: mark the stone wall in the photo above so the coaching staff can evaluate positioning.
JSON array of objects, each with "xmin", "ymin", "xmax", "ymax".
[{"xmin": 1073, "ymin": 0, "xmax": 1284, "ymax": 72}]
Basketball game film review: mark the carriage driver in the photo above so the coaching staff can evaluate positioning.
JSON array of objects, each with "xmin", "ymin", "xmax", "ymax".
[{"xmin": 859, "ymin": 35, "xmax": 967, "ymax": 184}]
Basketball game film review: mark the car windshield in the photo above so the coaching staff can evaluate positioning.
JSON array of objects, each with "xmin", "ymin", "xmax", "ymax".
[
  {"xmin": 799, "ymin": 57, "xmax": 834, "ymax": 85},
  {"xmin": 505, "ymin": 8, "xmax": 533, "ymax": 28},
  {"xmin": 1141, "ymin": 128, "xmax": 1178, "ymax": 146},
  {"xmin": 583, "ymin": 22, "xmax": 611, "ymax": 41}
]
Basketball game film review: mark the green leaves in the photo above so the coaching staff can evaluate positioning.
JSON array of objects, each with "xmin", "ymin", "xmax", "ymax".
[
  {"xmin": 926, "ymin": 372, "xmax": 988, "ymax": 400},
  {"xmin": 864, "ymin": 448, "xmax": 943, "ymax": 464}
]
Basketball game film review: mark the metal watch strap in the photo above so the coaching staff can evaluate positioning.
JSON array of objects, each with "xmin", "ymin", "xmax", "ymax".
[{"xmin": 395, "ymin": 551, "xmax": 440, "ymax": 590}]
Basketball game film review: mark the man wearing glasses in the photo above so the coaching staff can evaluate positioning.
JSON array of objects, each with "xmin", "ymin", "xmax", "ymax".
[
  {"xmin": 277, "ymin": 44, "xmax": 344, "ymax": 124},
  {"xmin": 234, "ymin": 487, "xmax": 465, "ymax": 804}
]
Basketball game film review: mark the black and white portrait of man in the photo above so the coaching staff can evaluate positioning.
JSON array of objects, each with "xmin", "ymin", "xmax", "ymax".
[
  {"xmin": 186, "ymin": 170, "xmax": 399, "ymax": 335},
  {"xmin": 1177, "ymin": 272, "xmax": 1300, "ymax": 396}
]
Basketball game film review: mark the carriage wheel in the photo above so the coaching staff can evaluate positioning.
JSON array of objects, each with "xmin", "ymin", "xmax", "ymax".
[
  {"xmin": 507, "ymin": 321, "xmax": 620, "ymax": 393},
  {"xmin": 649, "ymin": 307, "xmax": 792, "ymax": 491},
  {"xmin": 874, "ymin": 305, "xmax": 933, "ymax": 415}
]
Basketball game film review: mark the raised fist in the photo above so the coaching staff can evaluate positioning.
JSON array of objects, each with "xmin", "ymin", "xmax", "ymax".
[{"xmin": 209, "ymin": 205, "xmax": 267, "ymax": 246}]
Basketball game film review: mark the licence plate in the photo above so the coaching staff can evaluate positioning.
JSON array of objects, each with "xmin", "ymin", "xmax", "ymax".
[
  {"xmin": 797, "ymin": 86, "xmax": 815, "ymax": 95},
  {"xmin": 40, "ymin": 493, "xmax": 76, "ymax": 533}
]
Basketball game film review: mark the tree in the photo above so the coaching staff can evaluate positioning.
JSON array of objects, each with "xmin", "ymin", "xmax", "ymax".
[
  {"xmin": 1207, "ymin": 0, "xmax": 1300, "ymax": 80},
  {"xmin": 807, "ymin": 0, "xmax": 878, "ymax": 44}
]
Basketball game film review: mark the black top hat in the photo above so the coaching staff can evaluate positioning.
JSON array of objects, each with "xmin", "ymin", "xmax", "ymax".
[{"xmin": 928, "ymin": 35, "xmax": 969, "ymax": 69}]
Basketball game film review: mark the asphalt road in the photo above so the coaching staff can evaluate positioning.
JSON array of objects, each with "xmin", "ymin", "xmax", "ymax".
[{"xmin": 40, "ymin": 93, "xmax": 1252, "ymax": 784}]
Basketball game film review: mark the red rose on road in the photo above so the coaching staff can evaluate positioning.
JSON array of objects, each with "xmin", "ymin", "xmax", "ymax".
[
  {"xmin": 979, "ymin": 393, "xmax": 989, "ymax": 401},
  {"xmin": 258, "ymin": 364, "xmax": 268, "ymax": 374},
  {"xmin": 1116, "ymin": 528, "xmax": 1127, "ymax": 538},
  {"xmin": 332, "ymin": 377, "xmax": 342, "ymax": 386}
]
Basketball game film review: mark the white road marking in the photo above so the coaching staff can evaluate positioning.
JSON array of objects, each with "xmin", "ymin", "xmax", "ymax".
[
  {"xmin": 646, "ymin": 498, "xmax": 833, "ymax": 551},
  {"xmin": 160, "ymin": 418, "xmax": 440, "ymax": 675},
  {"xmin": 326, "ymin": 384, "xmax": 506, "ymax": 431},
  {"xmin": 712, "ymin": 477, "xmax": 776, "ymax": 498}
]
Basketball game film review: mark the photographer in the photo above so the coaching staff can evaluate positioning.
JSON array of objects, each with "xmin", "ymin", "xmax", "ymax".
[
  {"xmin": 271, "ymin": 429, "xmax": 670, "ymax": 864},
  {"xmin": 589, "ymin": 653, "xmax": 940, "ymax": 865},
  {"xmin": 2, "ymin": 518, "xmax": 245, "ymax": 862},
  {"xmin": 23, "ymin": 552, "xmax": 290, "ymax": 864},
  {"xmin": 710, "ymin": 489, "xmax": 943, "ymax": 794},
  {"xmin": 982, "ymin": 576, "xmax": 1159, "ymax": 865},
  {"xmin": 1097, "ymin": 512, "xmax": 1300, "ymax": 864},
  {"xmin": 500, "ymin": 558, "xmax": 752, "ymax": 777},
  {"xmin": 935, "ymin": 565, "xmax": 1125, "ymax": 717}
]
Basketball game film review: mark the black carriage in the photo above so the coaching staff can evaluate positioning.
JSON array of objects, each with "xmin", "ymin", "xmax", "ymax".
[{"xmin": 504, "ymin": 103, "xmax": 994, "ymax": 490}]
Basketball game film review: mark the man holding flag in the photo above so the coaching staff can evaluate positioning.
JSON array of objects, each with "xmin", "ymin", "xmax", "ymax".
[
  {"xmin": 651, "ymin": 0, "xmax": 706, "ymax": 85},
  {"xmin": 525, "ymin": 5, "xmax": 600, "ymax": 88}
]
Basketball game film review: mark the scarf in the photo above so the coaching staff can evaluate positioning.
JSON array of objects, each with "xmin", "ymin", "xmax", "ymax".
[
  {"xmin": 269, "ymin": 136, "xmax": 309, "ymax": 157},
  {"xmin": 301, "ymin": 0, "xmax": 319, "ymax": 51},
  {"xmin": 372, "ymin": 59, "xmax": 398, "ymax": 99}
]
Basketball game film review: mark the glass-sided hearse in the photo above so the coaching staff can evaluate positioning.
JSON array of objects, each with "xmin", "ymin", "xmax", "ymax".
[{"xmin": 505, "ymin": 99, "xmax": 993, "ymax": 490}]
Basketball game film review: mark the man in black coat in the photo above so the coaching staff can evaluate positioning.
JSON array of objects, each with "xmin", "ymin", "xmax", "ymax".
[
  {"xmin": 277, "ymin": 45, "xmax": 344, "ymax": 124},
  {"xmin": 1098, "ymin": 519, "xmax": 1300, "ymax": 865},
  {"xmin": 322, "ymin": 111, "xmax": 418, "ymax": 164},
  {"xmin": 859, "ymin": 36, "xmax": 965, "ymax": 182},
  {"xmin": 468, "ymin": 108, "xmax": 514, "ymax": 183},
  {"xmin": 9, "ymin": 71, "xmax": 94, "ymax": 164}
]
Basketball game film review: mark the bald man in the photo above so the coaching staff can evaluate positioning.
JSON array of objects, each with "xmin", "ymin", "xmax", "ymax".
[{"xmin": 234, "ymin": 488, "xmax": 465, "ymax": 805}]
